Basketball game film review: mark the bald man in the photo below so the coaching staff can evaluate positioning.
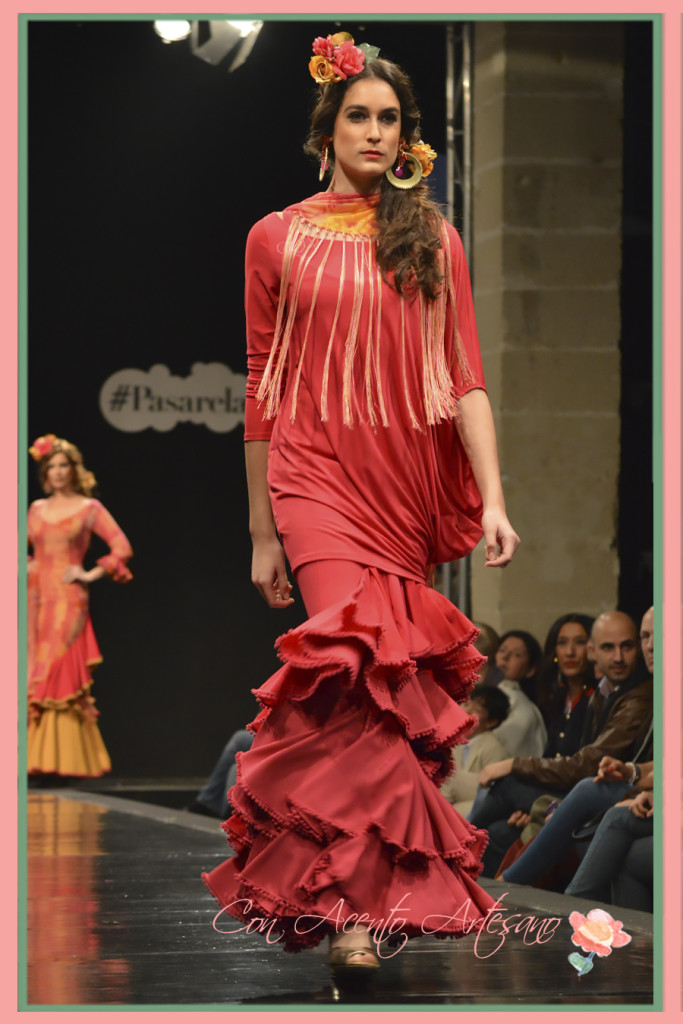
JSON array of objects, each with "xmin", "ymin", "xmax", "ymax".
[{"xmin": 468, "ymin": 610, "xmax": 653, "ymax": 876}]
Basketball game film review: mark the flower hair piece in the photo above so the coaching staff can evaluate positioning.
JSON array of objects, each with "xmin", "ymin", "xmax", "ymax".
[
  {"xmin": 29, "ymin": 433, "xmax": 58, "ymax": 461},
  {"xmin": 309, "ymin": 32, "xmax": 380, "ymax": 86},
  {"xmin": 409, "ymin": 141, "xmax": 437, "ymax": 178}
]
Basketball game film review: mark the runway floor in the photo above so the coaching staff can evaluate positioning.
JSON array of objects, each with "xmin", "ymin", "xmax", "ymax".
[{"xmin": 23, "ymin": 786, "xmax": 655, "ymax": 1009}]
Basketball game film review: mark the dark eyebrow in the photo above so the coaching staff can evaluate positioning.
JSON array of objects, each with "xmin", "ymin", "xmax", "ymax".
[{"xmin": 344, "ymin": 104, "xmax": 400, "ymax": 114}]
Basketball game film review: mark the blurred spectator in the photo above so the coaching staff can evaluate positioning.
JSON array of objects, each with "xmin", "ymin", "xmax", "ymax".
[
  {"xmin": 472, "ymin": 622, "xmax": 502, "ymax": 686},
  {"xmin": 564, "ymin": 789, "xmax": 653, "ymax": 911},
  {"xmin": 187, "ymin": 729, "xmax": 253, "ymax": 819},
  {"xmin": 440, "ymin": 684, "xmax": 510, "ymax": 816},
  {"xmin": 535, "ymin": 614, "xmax": 596, "ymax": 748},
  {"xmin": 491, "ymin": 631, "xmax": 547, "ymax": 758}
]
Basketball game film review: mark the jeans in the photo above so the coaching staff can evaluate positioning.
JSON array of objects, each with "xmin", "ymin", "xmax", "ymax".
[
  {"xmin": 613, "ymin": 836, "xmax": 653, "ymax": 911},
  {"xmin": 196, "ymin": 729, "xmax": 253, "ymax": 818},
  {"xmin": 499, "ymin": 776, "xmax": 634, "ymax": 886},
  {"xmin": 467, "ymin": 775, "xmax": 567, "ymax": 877},
  {"xmin": 565, "ymin": 804, "xmax": 653, "ymax": 909}
]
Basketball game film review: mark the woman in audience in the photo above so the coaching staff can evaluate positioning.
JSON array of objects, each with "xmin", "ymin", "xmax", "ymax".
[
  {"xmin": 535, "ymin": 614, "xmax": 595, "ymax": 744},
  {"xmin": 491, "ymin": 630, "xmax": 546, "ymax": 758},
  {"xmin": 476, "ymin": 614, "xmax": 596, "ymax": 854}
]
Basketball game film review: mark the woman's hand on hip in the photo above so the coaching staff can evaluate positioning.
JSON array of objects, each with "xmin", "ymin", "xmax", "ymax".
[
  {"xmin": 62, "ymin": 564, "xmax": 89, "ymax": 584},
  {"xmin": 482, "ymin": 507, "xmax": 520, "ymax": 568},
  {"xmin": 251, "ymin": 537, "xmax": 295, "ymax": 608}
]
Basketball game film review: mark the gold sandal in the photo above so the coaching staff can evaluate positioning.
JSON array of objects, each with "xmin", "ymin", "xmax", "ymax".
[{"xmin": 328, "ymin": 944, "xmax": 379, "ymax": 985}]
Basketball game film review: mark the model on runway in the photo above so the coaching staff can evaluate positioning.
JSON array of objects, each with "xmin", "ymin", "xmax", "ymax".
[
  {"xmin": 27, "ymin": 434, "xmax": 133, "ymax": 779},
  {"xmin": 202, "ymin": 31, "xmax": 519, "ymax": 986}
]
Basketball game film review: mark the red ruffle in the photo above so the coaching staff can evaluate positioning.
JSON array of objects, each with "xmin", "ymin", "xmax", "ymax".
[
  {"xmin": 202, "ymin": 567, "xmax": 495, "ymax": 952},
  {"xmin": 28, "ymin": 616, "xmax": 102, "ymax": 709}
]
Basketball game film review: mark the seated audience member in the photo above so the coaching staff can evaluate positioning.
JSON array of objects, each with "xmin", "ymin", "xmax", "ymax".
[
  {"xmin": 491, "ymin": 631, "xmax": 547, "ymax": 758},
  {"xmin": 468, "ymin": 610, "xmax": 652, "ymax": 876},
  {"xmin": 440, "ymin": 684, "xmax": 510, "ymax": 815},
  {"xmin": 498, "ymin": 606, "xmax": 654, "ymax": 887},
  {"xmin": 535, "ymin": 614, "xmax": 596, "ymax": 755},
  {"xmin": 564, "ymin": 788, "xmax": 654, "ymax": 911},
  {"xmin": 187, "ymin": 728, "xmax": 253, "ymax": 819},
  {"xmin": 473, "ymin": 622, "xmax": 503, "ymax": 686}
]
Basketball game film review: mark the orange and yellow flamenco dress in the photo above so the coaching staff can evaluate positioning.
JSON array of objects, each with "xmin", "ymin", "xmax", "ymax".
[{"xmin": 27, "ymin": 498, "xmax": 132, "ymax": 777}]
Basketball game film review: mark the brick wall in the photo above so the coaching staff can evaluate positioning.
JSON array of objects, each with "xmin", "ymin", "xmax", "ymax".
[{"xmin": 470, "ymin": 22, "xmax": 624, "ymax": 643}]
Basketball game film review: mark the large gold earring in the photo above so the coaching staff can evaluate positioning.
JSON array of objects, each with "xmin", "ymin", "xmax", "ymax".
[
  {"xmin": 319, "ymin": 138, "xmax": 331, "ymax": 182},
  {"xmin": 385, "ymin": 146, "xmax": 423, "ymax": 190}
]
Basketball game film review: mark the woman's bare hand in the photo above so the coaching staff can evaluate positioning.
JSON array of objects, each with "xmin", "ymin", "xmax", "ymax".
[
  {"xmin": 629, "ymin": 790, "xmax": 654, "ymax": 819},
  {"xmin": 478, "ymin": 758, "xmax": 514, "ymax": 787},
  {"xmin": 595, "ymin": 756, "xmax": 629, "ymax": 781},
  {"xmin": 251, "ymin": 538, "xmax": 295, "ymax": 608},
  {"xmin": 507, "ymin": 809, "xmax": 531, "ymax": 828},
  {"xmin": 62, "ymin": 564, "xmax": 88, "ymax": 584},
  {"xmin": 481, "ymin": 508, "xmax": 520, "ymax": 568}
]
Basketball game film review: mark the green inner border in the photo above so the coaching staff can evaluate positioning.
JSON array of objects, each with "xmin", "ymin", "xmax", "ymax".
[{"xmin": 18, "ymin": 11, "xmax": 663, "ymax": 1013}]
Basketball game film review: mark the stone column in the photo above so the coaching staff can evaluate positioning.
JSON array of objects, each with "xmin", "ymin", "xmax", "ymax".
[{"xmin": 469, "ymin": 22, "xmax": 624, "ymax": 642}]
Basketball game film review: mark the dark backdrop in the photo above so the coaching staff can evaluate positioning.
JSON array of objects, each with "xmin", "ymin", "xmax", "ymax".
[{"xmin": 27, "ymin": 19, "xmax": 653, "ymax": 778}]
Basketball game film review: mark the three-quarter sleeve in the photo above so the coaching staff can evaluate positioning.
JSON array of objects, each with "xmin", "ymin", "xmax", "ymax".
[
  {"xmin": 244, "ymin": 215, "xmax": 285, "ymax": 441},
  {"xmin": 89, "ymin": 499, "xmax": 134, "ymax": 582},
  {"xmin": 443, "ymin": 222, "xmax": 486, "ymax": 399}
]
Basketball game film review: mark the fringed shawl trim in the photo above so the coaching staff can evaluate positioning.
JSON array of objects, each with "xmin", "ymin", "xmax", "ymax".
[{"xmin": 256, "ymin": 197, "xmax": 476, "ymax": 429}]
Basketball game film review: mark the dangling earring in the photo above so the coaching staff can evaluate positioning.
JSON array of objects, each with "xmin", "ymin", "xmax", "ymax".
[
  {"xmin": 385, "ymin": 142, "xmax": 423, "ymax": 190},
  {"xmin": 319, "ymin": 138, "xmax": 331, "ymax": 182}
]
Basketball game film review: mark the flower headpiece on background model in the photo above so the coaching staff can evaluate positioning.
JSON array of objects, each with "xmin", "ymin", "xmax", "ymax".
[
  {"xmin": 310, "ymin": 33, "xmax": 437, "ymax": 188},
  {"xmin": 29, "ymin": 433, "xmax": 97, "ymax": 496}
]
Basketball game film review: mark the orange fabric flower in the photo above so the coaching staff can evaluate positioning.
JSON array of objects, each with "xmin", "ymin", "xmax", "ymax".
[
  {"xmin": 328, "ymin": 31, "xmax": 353, "ymax": 46},
  {"xmin": 309, "ymin": 55, "xmax": 342, "ymax": 84},
  {"xmin": 409, "ymin": 142, "xmax": 438, "ymax": 178}
]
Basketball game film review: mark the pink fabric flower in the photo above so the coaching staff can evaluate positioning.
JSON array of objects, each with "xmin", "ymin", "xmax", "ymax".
[
  {"xmin": 332, "ymin": 40, "xmax": 365, "ymax": 81},
  {"xmin": 569, "ymin": 909, "xmax": 632, "ymax": 958},
  {"xmin": 29, "ymin": 434, "xmax": 57, "ymax": 461},
  {"xmin": 312, "ymin": 36, "xmax": 335, "ymax": 59}
]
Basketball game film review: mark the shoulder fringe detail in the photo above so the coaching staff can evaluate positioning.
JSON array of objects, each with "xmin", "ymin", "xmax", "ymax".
[{"xmin": 256, "ymin": 214, "xmax": 476, "ymax": 429}]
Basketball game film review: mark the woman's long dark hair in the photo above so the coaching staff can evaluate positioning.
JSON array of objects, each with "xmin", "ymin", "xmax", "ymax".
[
  {"xmin": 497, "ymin": 629, "xmax": 543, "ymax": 704},
  {"xmin": 536, "ymin": 613, "xmax": 595, "ymax": 724},
  {"xmin": 304, "ymin": 58, "xmax": 444, "ymax": 300}
]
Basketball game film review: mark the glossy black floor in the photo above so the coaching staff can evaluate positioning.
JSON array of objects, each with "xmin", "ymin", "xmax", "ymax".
[{"xmin": 24, "ymin": 788, "xmax": 655, "ymax": 1008}]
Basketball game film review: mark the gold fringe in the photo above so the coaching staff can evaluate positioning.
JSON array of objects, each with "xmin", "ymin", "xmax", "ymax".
[
  {"xmin": 341, "ymin": 237, "xmax": 366, "ymax": 427},
  {"xmin": 256, "ymin": 213, "xmax": 476, "ymax": 431},
  {"xmin": 290, "ymin": 234, "xmax": 335, "ymax": 422},
  {"xmin": 320, "ymin": 235, "xmax": 346, "ymax": 422},
  {"xmin": 441, "ymin": 225, "xmax": 476, "ymax": 402},
  {"xmin": 373, "ymin": 265, "xmax": 389, "ymax": 426},
  {"xmin": 400, "ymin": 295, "xmax": 421, "ymax": 431},
  {"xmin": 363, "ymin": 243, "xmax": 377, "ymax": 427}
]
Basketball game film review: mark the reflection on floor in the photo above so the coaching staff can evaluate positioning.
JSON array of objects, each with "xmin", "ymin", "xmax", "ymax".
[{"xmin": 24, "ymin": 790, "xmax": 654, "ymax": 1008}]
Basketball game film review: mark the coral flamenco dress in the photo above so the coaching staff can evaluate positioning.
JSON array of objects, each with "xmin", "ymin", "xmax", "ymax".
[
  {"xmin": 203, "ymin": 192, "xmax": 498, "ymax": 950},
  {"xmin": 27, "ymin": 497, "xmax": 133, "ymax": 777}
]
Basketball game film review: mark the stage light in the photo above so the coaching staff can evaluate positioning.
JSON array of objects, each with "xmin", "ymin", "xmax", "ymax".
[
  {"xmin": 189, "ymin": 20, "xmax": 263, "ymax": 70},
  {"xmin": 226, "ymin": 20, "xmax": 260, "ymax": 39},
  {"xmin": 153, "ymin": 20, "xmax": 192, "ymax": 44}
]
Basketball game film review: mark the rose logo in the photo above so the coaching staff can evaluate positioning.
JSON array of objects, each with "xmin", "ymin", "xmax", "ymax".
[{"xmin": 567, "ymin": 909, "xmax": 631, "ymax": 977}]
